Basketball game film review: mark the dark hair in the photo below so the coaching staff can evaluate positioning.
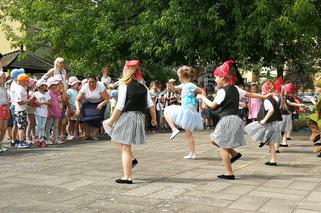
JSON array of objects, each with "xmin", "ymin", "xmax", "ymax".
[
  {"xmin": 102, "ymin": 65, "xmax": 109, "ymax": 71},
  {"xmin": 87, "ymin": 75, "xmax": 98, "ymax": 81},
  {"xmin": 154, "ymin": 80, "xmax": 161, "ymax": 86},
  {"xmin": 251, "ymin": 83, "xmax": 258, "ymax": 89}
]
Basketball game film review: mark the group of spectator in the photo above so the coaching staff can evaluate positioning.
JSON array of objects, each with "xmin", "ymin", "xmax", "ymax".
[
  {"xmin": 0, "ymin": 57, "xmax": 116, "ymax": 152},
  {"xmin": 0, "ymin": 54, "xmax": 312, "ymax": 154}
]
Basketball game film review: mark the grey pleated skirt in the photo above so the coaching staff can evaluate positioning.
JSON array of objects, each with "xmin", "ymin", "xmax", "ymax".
[
  {"xmin": 110, "ymin": 111, "xmax": 146, "ymax": 145},
  {"xmin": 210, "ymin": 115, "xmax": 245, "ymax": 148},
  {"xmin": 244, "ymin": 121, "xmax": 282, "ymax": 145},
  {"xmin": 280, "ymin": 114, "xmax": 292, "ymax": 132}
]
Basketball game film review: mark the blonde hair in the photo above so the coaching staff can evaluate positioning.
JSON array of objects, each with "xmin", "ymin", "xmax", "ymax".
[
  {"xmin": 54, "ymin": 57, "xmax": 64, "ymax": 69},
  {"xmin": 120, "ymin": 66, "xmax": 137, "ymax": 85},
  {"xmin": 177, "ymin": 66, "xmax": 198, "ymax": 81}
]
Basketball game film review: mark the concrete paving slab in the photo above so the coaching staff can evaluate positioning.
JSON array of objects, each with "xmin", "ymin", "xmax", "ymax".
[{"xmin": 0, "ymin": 131, "xmax": 320, "ymax": 212}]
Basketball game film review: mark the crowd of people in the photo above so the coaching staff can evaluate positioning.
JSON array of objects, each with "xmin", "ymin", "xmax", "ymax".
[
  {"xmin": 0, "ymin": 57, "xmax": 114, "ymax": 150},
  {"xmin": 0, "ymin": 56, "xmax": 321, "ymax": 184}
]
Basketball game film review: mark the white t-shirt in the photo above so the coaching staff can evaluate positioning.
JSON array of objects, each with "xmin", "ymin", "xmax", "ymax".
[
  {"xmin": 214, "ymin": 85, "xmax": 247, "ymax": 105},
  {"xmin": 14, "ymin": 84, "xmax": 28, "ymax": 112},
  {"xmin": 80, "ymin": 81, "xmax": 105, "ymax": 103},
  {"xmin": 101, "ymin": 76, "xmax": 111, "ymax": 86},
  {"xmin": 0, "ymin": 87, "xmax": 9, "ymax": 105},
  {"xmin": 116, "ymin": 83, "xmax": 154, "ymax": 111},
  {"xmin": 9, "ymin": 81, "xmax": 18, "ymax": 105},
  {"xmin": 47, "ymin": 68, "xmax": 67, "ymax": 81},
  {"xmin": 264, "ymin": 96, "xmax": 279, "ymax": 110},
  {"xmin": 33, "ymin": 91, "xmax": 51, "ymax": 117}
]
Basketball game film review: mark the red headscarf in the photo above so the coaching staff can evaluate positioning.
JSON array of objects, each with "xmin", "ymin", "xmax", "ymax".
[
  {"xmin": 123, "ymin": 60, "xmax": 143, "ymax": 81},
  {"xmin": 274, "ymin": 76, "xmax": 284, "ymax": 94},
  {"xmin": 283, "ymin": 83, "xmax": 294, "ymax": 94},
  {"xmin": 213, "ymin": 60, "xmax": 235, "ymax": 85},
  {"xmin": 262, "ymin": 80, "xmax": 275, "ymax": 95}
]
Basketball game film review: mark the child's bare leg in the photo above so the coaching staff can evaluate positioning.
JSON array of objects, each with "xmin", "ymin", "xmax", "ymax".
[
  {"xmin": 185, "ymin": 131, "xmax": 195, "ymax": 154},
  {"xmin": 164, "ymin": 114, "xmax": 177, "ymax": 131},
  {"xmin": 269, "ymin": 144, "xmax": 277, "ymax": 163},
  {"xmin": 220, "ymin": 148, "xmax": 234, "ymax": 175}
]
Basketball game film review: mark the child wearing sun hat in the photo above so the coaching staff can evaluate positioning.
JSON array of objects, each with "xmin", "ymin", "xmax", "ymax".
[
  {"xmin": 32, "ymin": 79, "xmax": 51, "ymax": 147},
  {"xmin": 66, "ymin": 76, "xmax": 81, "ymax": 140},
  {"xmin": 14, "ymin": 73, "xmax": 32, "ymax": 148}
]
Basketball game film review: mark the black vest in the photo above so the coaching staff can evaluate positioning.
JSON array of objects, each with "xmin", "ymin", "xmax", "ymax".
[
  {"xmin": 257, "ymin": 97, "xmax": 282, "ymax": 123},
  {"xmin": 216, "ymin": 85, "xmax": 239, "ymax": 117},
  {"xmin": 123, "ymin": 80, "xmax": 148, "ymax": 114},
  {"xmin": 286, "ymin": 95, "xmax": 295, "ymax": 112}
]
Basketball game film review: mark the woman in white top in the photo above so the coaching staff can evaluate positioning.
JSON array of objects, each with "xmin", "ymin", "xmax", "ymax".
[
  {"xmin": 75, "ymin": 75, "xmax": 109, "ymax": 140},
  {"xmin": 42, "ymin": 57, "xmax": 68, "ymax": 89},
  {"xmin": 101, "ymin": 65, "xmax": 112, "ymax": 87}
]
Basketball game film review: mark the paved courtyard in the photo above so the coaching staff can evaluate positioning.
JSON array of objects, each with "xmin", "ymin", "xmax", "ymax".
[{"xmin": 0, "ymin": 130, "xmax": 321, "ymax": 213}]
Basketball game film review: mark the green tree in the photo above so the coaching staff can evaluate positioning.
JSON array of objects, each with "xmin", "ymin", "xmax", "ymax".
[{"xmin": 1, "ymin": 0, "xmax": 320, "ymax": 81}]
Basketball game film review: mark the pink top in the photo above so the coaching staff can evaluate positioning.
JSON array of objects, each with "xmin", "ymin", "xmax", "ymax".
[
  {"xmin": 248, "ymin": 98, "xmax": 261, "ymax": 119},
  {"xmin": 48, "ymin": 91, "xmax": 61, "ymax": 118}
]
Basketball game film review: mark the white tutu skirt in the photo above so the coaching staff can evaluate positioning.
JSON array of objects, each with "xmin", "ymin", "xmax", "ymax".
[
  {"xmin": 244, "ymin": 121, "xmax": 282, "ymax": 145},
  {"xmin": 164, "ymin": 105, "xmax": 204, "ymax": 131}
]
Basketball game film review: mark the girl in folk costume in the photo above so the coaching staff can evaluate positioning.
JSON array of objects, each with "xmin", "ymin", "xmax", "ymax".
[
  {"xmin": 245, "ymin": 80, "xmax": 283, "ymax": 166},
  {"xmin": 278, "ymin": 83, "xmax": 305, "ymax": 147},
  {"xmin": 308, "ymin": 79, "xmax": 321, "ymax": 157},
  {"xmin": 164, "ymin": 66, "xmax": 206, "ymax": 160},
  {"xmin": 103, "ymin": 60, "xmax": 157, "ymax": 184},
  {"xmin": 197, "ymin": 60, "xmax": 270, "ymax": 180},
  {"xmin": 307, "ymin": 79, "xmax": 321, "ymax": 144}
]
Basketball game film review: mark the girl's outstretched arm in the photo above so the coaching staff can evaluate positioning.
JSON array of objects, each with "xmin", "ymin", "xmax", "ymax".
[
  {"xmin": 196, "ymin": 94, "xmax": 219, "ymax": 109},
  {"xmin": 287, "ymin": 101, "xmax": 305, "ymax": 108},
  {"xmin": 245, "ymin": 91, "xmax": 266, "ymax": 99},
  {"xmin": 168, "ymin": 82, "xmax": 181, "ymax": 92},
  {"xmin": 195, "ymin": 87, "xmax": 207, "ymax": 109}
]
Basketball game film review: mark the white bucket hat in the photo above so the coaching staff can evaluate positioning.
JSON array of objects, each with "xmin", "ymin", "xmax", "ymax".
[
  {"xmin": 68, "ymin": 76, "xmax": 81, "ymax": 86},
  {"xmin": 36, "ymin": 79, "xmax": 47, "ymax": 88},
  {"xmin": 47, "ymin": 77, "xmax": 60, "ymax": 87}
]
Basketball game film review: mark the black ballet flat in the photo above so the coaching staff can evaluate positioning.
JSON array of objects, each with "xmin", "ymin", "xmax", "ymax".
[
  {"xmin": 217, "ymin": 174, "xmax": 235, "ymax": 180},
  {"xmin": 265, "ymin": 161, "xmax": 277, "ymax": 166},
  {"xmin": 259, "ymin": 137, "xmax": 270, "ymax": 148},
  {"xmin": 317, "ymin": 152, "xmax": 321, "ymax": 158},
  {"xmin": 230, "ymin": 153, "xmax": 242, "ymax": 163},
  {"xmin": 132, "ymin": 159, "xmax": 138, "ymax": 168},
  {"xmin": 313, "ymin": 134, "xmax": 320, "ymax": 143},
  {"xmin": 115, "ymin": 178, "xmax": 133, "ymax": 184},
  {"xmin": 287, "ymin": 138, "xmax": 291, "ymax": 140},
  {"xmin": 279, "ymin": 144, "xmax": 288, "ymax": 147}
]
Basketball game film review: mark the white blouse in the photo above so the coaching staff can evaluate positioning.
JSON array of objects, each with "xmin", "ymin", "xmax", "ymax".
[{"xmin": 80, "ymin": 81, "xmax": 106, "ymax": 103}]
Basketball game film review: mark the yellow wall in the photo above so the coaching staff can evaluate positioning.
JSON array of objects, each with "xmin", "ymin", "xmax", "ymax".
[{"xmin": 0, "ymin": 21, "xmax": 23, "ymax": 53}]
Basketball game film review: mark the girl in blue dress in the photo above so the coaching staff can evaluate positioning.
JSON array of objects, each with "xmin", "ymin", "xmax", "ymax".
[{"xmin": 164, "ymin": 66, "xmax": 206, "ymax": 159}]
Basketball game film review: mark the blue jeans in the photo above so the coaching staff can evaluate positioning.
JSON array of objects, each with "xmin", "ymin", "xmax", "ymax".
[
  {"xmin": 35, "ymin": 115, "xmax": 47, "ymax": 139},
  {"xmin": 46, "ymin": 117, "xmax": 59, "ymax": 142}
]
